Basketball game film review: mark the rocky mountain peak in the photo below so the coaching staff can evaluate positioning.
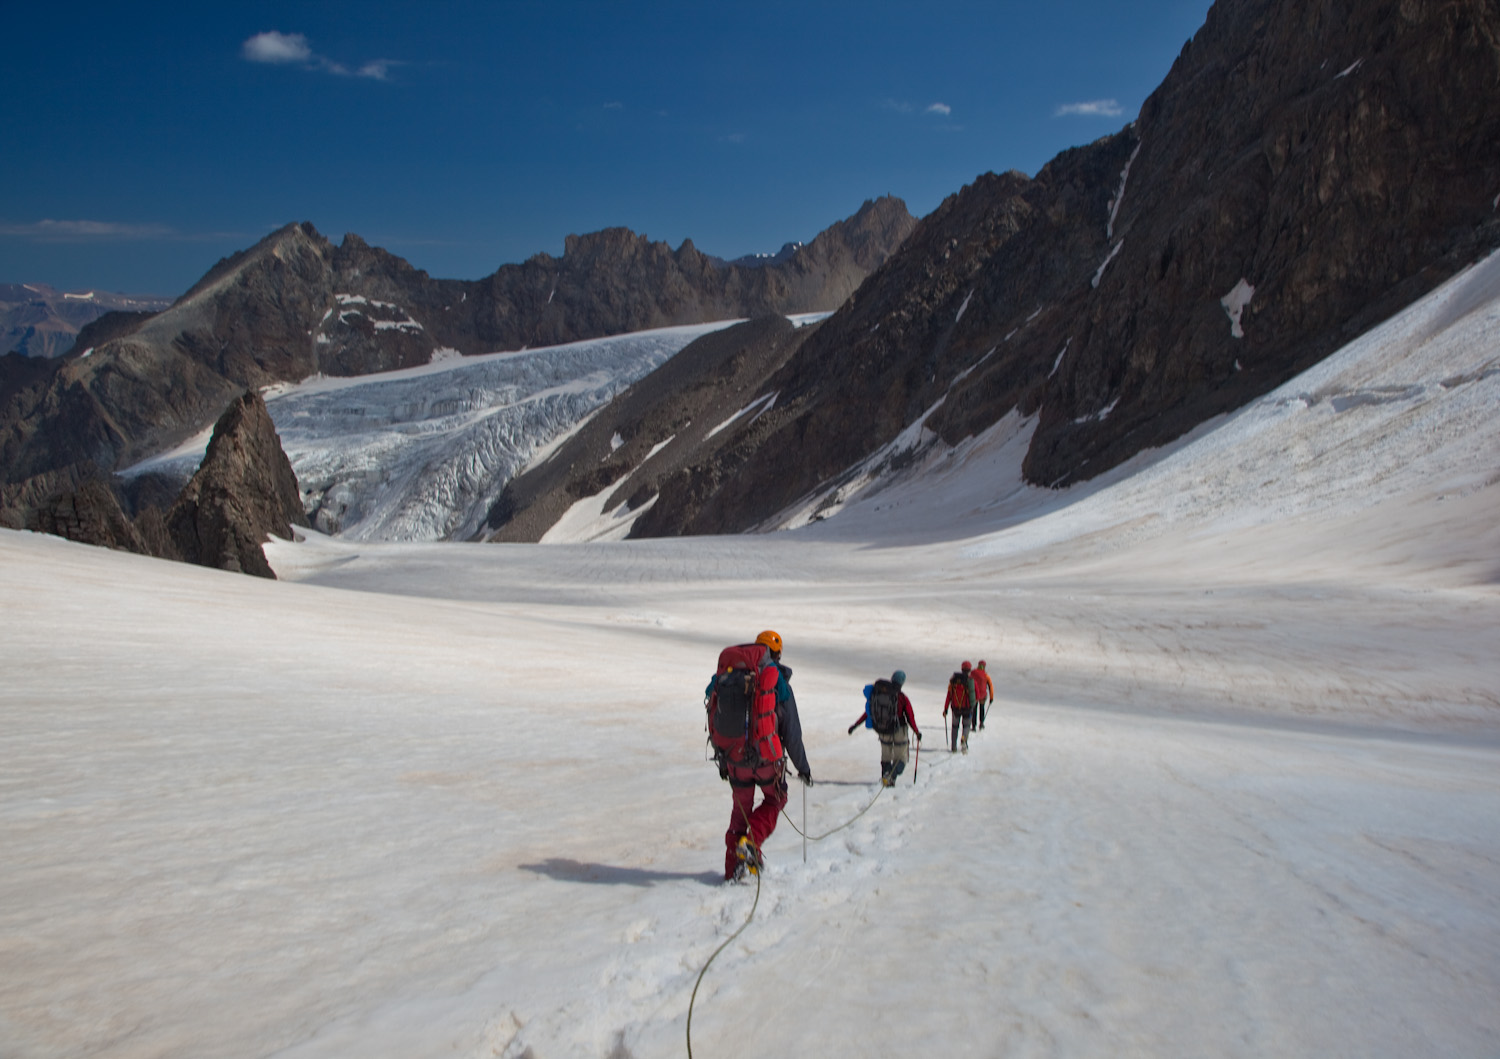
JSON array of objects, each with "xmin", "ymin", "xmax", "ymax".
[
  {"xmin": 166, "ymin": 390, "xmax": 309, "ymax": 578},
  {"xmin": 602, "ymin": 0, "xmax": 1500, "ymax": 538}
]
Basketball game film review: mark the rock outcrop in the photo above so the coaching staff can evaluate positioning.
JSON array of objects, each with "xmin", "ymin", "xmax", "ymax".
[
  {"xmin": 165, "ymin": 391, "xmax": 309, "ymax": 578},
  {"xmin": 27, "ymin": 476, "xmax": 152, "ymax": 554},
  {"xmin": 620, "ymin": 0, "xmax": 1500, "ymax": 536}
]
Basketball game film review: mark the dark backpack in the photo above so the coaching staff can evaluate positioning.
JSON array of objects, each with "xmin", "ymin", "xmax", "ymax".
[
  {"xmin": 869, "ymin": 679, "xmax": 901, "ymax": 735},
  {"xmin": 948, "ymin": 673, "xmax": 970, "ymax": 710},
  {"xmin": 707, "ymin": 643, "xmax": 784, "ymax": 774}
]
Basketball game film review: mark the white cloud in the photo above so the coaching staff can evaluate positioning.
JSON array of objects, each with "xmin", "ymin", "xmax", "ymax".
[
  {"xmin": 1054, "ymin": 99, "xmax": 1125, "ymax": 118},
  {"xmin": 604, "ymin": 101, "xmax": 624, "ymax": 110},
  {"xmin": 242, "ymin": 31, "xmax": 396, "ymax": 81},
  {"xmin": 926, "ymin": 102, "xmax": 952, "ymax": 116},
  {"xmin": 883, "ymin": 98, "xmax": 916, "ymax": 114},
  {"xmin": 242, "ymin": 31, "xmax": 312, "ymax": 65}
]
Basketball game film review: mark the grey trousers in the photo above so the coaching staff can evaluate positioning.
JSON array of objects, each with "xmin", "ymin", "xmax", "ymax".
[{"xmin": 879, "ymin": 726, "xmax": 910, "ymax": 776}]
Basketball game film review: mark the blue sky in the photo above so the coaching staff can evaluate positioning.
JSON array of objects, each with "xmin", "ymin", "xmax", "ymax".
[{"xmin": 1, "ymin": 1, "xmax": 1214, "ymax": 295}]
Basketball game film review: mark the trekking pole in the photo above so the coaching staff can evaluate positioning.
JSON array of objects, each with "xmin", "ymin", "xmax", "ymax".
[
  {"xmin": 913, "ymin": 736, "xmax": 920, "ymax": 785},
  {"xmin": 802, "ymin": 780, "xmax": 807, "ymax": 863}
]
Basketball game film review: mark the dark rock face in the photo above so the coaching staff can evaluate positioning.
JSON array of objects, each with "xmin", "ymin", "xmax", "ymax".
[
  {"xmin": 165, "ymin": 391, "xmax": 310, "ymax": 578},
  {"xmin": 0, "ymin": 200, "xmax": 914, "ymax": 529},
  {"xmin": 484, "ymin": 316, "xmax": 817, "ymax": 541},
  {"xmin": 437, "ymin": 195, "xmax": 914, "ymax": 354},
  {"xmin": 11, "ymin": 390, "xmax": 307, "ymax": 577},
  {"xmin": 27, "ymin": 477, "xmax": 150, "ymax": 554},
  {"xmin": 66, "ymin": 310, "xmax": 163, "ymax": 357},
  {"xmin": 628, "ymin": 0, "xmax": 1500, "ymax": 535},
  {"xmin": 1014, "ymin": 0, "xmax": 1500, "ymax": 486}
]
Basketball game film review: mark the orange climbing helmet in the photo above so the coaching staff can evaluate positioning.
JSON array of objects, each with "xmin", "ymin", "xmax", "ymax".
[{"xmin": 755, "ymin": 629, "xmax": 783, "ymax": 655}]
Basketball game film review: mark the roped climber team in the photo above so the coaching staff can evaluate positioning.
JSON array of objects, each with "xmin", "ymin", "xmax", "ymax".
[{"xmin": 705, "ymin": 631, "xmax": 997, "ymax": 881}]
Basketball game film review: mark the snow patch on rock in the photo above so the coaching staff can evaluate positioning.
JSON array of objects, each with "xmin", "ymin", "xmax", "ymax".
[
  {"xmin": 1092, "ymin": 240, "xmax": 1123, "ymax": 289},
  {"xmin": 1049, "ymin": 338, "xmax": 1072, "ymax": 378},
  {"xmin": 1221, "ymin": 278, "xmax": 1256, "ymax": 339},
  {"xmin": 1107, "ymin": 141, "xmax": 1142, "ymax": 239},
  {"xmin": 706, "ymin": 392, "xmax": 777, "ymax": 440}
]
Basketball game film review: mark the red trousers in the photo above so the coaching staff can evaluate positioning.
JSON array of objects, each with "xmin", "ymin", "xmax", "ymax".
[{"xmin": 724, "ymin": 768, "xmax": 787, "ymax": 880}]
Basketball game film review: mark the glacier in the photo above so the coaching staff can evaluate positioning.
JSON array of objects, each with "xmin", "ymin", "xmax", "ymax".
[{"xmin": 125, "ymin": 321, "xmax": 737, "ymax": 542}]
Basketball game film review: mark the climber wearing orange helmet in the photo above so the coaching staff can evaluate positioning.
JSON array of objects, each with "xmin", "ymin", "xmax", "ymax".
[{"xmin": 707, "ymin": 629, "xmax": 812, "ymax": 881}]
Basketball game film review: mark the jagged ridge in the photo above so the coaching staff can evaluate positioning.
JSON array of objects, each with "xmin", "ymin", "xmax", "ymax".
[{"xmin": 622, "ymin": 0, "xmax": 1500, "ymax": 537}]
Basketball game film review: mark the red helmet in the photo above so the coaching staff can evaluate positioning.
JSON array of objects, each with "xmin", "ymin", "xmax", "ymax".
[
  {"xmin": 961, "ymin": 660, "xmax": 972, "ymax": 671},
  {"xmin": 977, "ymin": 660, "xmax": 986, "ymax": 668}
]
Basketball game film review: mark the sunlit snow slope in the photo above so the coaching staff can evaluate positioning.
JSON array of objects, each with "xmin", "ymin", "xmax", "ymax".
[{"xmin": 1, "ymin": 255, "xmax": 1497, "ymax": 1059}]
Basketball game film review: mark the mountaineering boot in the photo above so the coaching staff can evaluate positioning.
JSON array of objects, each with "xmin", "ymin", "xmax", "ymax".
[{"xmin": 736, "ymin": 835, "xmax": 763, "ymax": 876}]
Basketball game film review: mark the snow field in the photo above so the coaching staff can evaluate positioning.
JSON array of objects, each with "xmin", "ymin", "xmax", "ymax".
[
  {"xmin": 4, "ymin": 503, "xmax": 1499, "ymax": 1056},
  {"xmin": 2, "ymin": 254, "xmax": 1499, "ymax": 1056}
]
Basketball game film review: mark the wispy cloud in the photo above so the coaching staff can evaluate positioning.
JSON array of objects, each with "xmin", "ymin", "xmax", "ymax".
[
  {"xmin": 604, "ymin": 101, "xmax": 624, "ymax": 110},
  {"xmin": 0, "ymin": 220, "xmax": 238, "ymax": 243},
  {"xmin": 242, "ymin": 31, "xmax": 398, "ymax": 81},
  {"xmin": 1054, "ymin": 99, "xmax": 1124, "ymax": 118},
  {"xmin": 355, "ymin": 60, "xmax": 401, "ymax": 81},
  {"xmin": 719, "ymin": 132, "xmax": 748, "ymax": 144},
  {"xmin": 884, "ymin": 99, "xmax": 955, "ymax": 118}
]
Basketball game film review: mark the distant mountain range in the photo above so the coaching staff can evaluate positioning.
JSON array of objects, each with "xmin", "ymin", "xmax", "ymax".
[
  {"xmin": 0, "ymin": 197, "xmax": 915, "ymax": 526},
  {"xmin": 0, "ymin": 284, "xmax": 172, "ymax": 359}
]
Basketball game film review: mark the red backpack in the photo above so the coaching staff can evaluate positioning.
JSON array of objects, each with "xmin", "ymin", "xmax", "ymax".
[
  {"xmin": 706, "ymin": 643, "xmax": 784, "ymax": 775},
  {"xmin": 948, "ymin": 672, "xmax": 971, "ymax": 710}
]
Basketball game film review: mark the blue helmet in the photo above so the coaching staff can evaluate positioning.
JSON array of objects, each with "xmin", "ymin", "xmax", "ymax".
[{"xmin": 891, "ymin": 670, "xmax": 906, "ymax": 686}]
